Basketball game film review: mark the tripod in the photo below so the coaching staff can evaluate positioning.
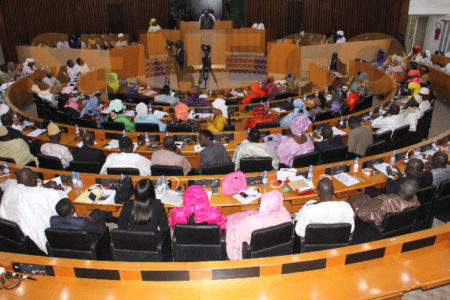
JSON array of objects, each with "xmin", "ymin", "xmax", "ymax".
[{"xmin": 198, "ymin": 54, "xmax": 219, "ymax": 90}]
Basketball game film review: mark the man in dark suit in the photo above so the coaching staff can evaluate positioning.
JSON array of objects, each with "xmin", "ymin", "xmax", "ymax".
[
  {"xmin": 314, "ymin": 125, "xmax": 343, "ymax": 154},
  {"xmin": 385, "ymin": 158, "xmax": 433, "ymax": 194},
  {"xmin": 175, "ymin": 40, "xmax": 185, "ymax": 71},
  {"xmin": 50, "ymin": 198, "xmax": 108, "ymax": 240},
  {"xmin": 72, "ymin": 131, "xmax": 106, "ymax": 166}
]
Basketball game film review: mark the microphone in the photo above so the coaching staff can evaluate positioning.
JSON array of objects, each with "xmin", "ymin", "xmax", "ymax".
[{"xmin": 5, "ymin": 271, "xmax": 36, "ymax": 281}]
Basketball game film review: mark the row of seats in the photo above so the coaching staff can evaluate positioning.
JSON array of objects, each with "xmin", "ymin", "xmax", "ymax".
[{"xmin": 1, "ymin": 182, "xmax": 448, "ymax": 261}]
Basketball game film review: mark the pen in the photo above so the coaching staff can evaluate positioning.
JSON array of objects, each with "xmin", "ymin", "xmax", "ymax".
[{"xmin": 355, "ymin": 177, "xmax": 364, "ymax": 182}]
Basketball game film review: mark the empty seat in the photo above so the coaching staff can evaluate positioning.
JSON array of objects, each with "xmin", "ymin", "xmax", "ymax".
[
  {"xmin": 255, "ymin": 122, "xmax": 280, "ymax": 129},
  {"xmin": 373, "ymin": 130, "xmax": 391, "ymax": 144},
  {"xmin": 0, "ymin": 157, "xmax": 15, "ymax": 164},
  {"xmin": 103, "ymin": 121, "xmax": 125, "ymax": 131},
  {"xmin": 414, "ymin": 185, "xmax": 436, "ymax": 231},
  {"xmin": 301, "ymin": 223, "xmax": 352, "ymax": 252},
  {"xmin": 292, "ymin": 151, "xmax": 320, "ymax": 168},
  {"xmin": 202, "ymin": 162, "xmax": 235, "ymax": 175},
  {"xmin": 390, "ymin": 125, "xmax": 410, "ymax": 150},
  {"xmin": 135, "ymin": 123, "xmax": 160, "ymax": 132},
  {"xmin": 69, "ymin": 161, "xmax": 102, "ymax": 174},
  {"xmin": 240, "ymin": 157, "xmax": 272, "ymax": 173},
  {"xmin": 364, "ymin": 140, "xmax": 387, "ymax": 156},
  {"xmin": 151, "ymin": 165, "xmax": 184, "ymax": 176},
  {"xmin": 37, "ymin": 153, "xmax": 64, "ymax": 170},
  {"xmin": 107, "ymin": 167, "xmax": 140, "ymax": 176},
  {"xmin": 314, "ymin": 111, "xmax": 333, "ymax": 122},
  {"xmin": 223, "ymin": 124, "xmax": 235, "ymax": 131},
  {"xmin": 242, "ymin": 222, "xmax": 295, "ymax": 259},
  {"xmin": 74, "ymin": 118, "xmax": 97, "ymax": 129},
  {"xmin": 0, "ymin": 218, "xmax": 45, "ymax": 255},
  {"xmin": 320, "ymin": 145, "xmax": 348, "ymax": 164},
  {"xmin": 166, "ymin": 125, "xmax": 193, "ymax": 132}
]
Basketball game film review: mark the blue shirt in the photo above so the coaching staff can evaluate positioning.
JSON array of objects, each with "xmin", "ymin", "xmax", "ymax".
[{"xmin": 134, "ymin": 114, "xmax": 167, "ymax": 132}]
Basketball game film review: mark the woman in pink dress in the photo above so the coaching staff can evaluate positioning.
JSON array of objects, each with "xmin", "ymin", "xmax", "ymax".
[
  {"xmin": 225, "ymin": 190, "xmax": 292, "ymax": 260},
  {"xmin": 276, "ymin": 115, "xmax": 314, "ymax": 167},
  {"xmin": 169, "ymin": 185, "xmax": 227, "ymax": 229}
]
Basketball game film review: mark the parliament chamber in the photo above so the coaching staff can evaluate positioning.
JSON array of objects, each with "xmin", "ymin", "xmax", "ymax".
[{"xmin": 0, "ymin": 0, "xmax": 449, "ymax": 299}]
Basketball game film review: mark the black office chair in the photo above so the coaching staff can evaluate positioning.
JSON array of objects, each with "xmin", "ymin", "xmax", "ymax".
[
  {"xmin": 202, "ymin": 162, "xmax": 235, "ymax": 175},
  {"xmin": 292, "ymin": 151, "xmax": 320, "ymax": 168},
  {"xmin": 364, "ymin": 140, "xmax": 387, "ymax": 156},
  {"xmin": 107, "ymin": 168, "xmax": 140, "ymax": 176},
  {"xmin": 223, "ymin": 124, "xmax": 235, "ymax": 131},
  {"xmin": 242, "ymin": 222, "xmax": 295, "ymax": 259},
  {"xmin": 250, "ymin": 96, "xmax": 268, "ymax": 103},
  {"xmin": 373, "ymin": 130, "xmax": 391, "ymax": 144},
  {"xmin": 390, "ymin": 125, "xmax": 410, "ymax": 150},
  {"xmin": 240, "ymin": 157, "xmax": 272, "ymax": 173},
  {"xmin": 341, "ymin": 104, "xmax": 350, "ymax": 116},
  {"xmin": 433, "ymin": 195, "xmax": 450, "ymax": 223},
  {"xmin": 314, "ymin": 111, "xmax": 333, "ymax": 122},
  {"xmin": 414, "ymin": 185, "xmax": 436, "ymax": 231},
  {"xmin": 225, "ymin": 99, "xmax": 238, "ymax": 105},
  {"xmin": 74, "ymin": 118, "xmax": 97, "ymax": 129},
  {"xmin": 0, "ymin": 157, "xmax": 15, "ymax": 163},
  {"xmin": 45, "ymin": 227, "xmax": 110, "ymax": 260},
  {"xmin": 135, "ymin": 123, "xmax": 160, "ymax": 132},
  {"xmin": 103, "ymin": 121, "xmax": 125, "ymax": 131},
  {"xmin": 301, "ymin": 223, "xmax": 352, "ymax": 252},
  {"xmin": 166, "ymin": 125, "xmax": 193, "ymax": 132},
  {"xmin": 151, "ymin": 165, "xmax": 184, "ymax": 176},
  {"xmin": 153, "ymin": 102, "xmax": 170, "ymax": 106},
  {"xmin": 417, "ymin": 108, "xmax": 433, "ymax": 141},
  {"xmin": 110, "ymin": 229, "xmax": 172, "ymax": 262},
  {"xmin": 172, "ymin": 224, "xmax": 226, "ymax": 262},
  {"xmin": 435, "ymin": 179, "xmax": 450, "ymax": 199},
  {"xmin": 37, "ymin": 153, "xmax": 64, "ymax": 170},
  {"xmin": 34, "ymin": 95, "xmax": 46, "ymax": 119},
  {"xmin": 55, "ymin": 110, "xmax": 73, "ymax": 125},
  {"xmin": 320, "ymin": 145, "xmax": 348, "ymax": 164},
  {"xmin": 255, "ymin": 122, "xmax": 280, "ymax": 129},
  {"xmin": 353, "ymin": 207, "xmax": 418, "ymax": 243},
  {"xmin": 69, "ymin": 161, "xmax": 102, "ymax": 174},
  {"xmin": 0, "ymin": 218, "xmax": 45, "ymax": 255}
]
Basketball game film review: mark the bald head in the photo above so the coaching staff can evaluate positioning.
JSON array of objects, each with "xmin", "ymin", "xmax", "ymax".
[
  {"xmin": 398, "ymin": 180, "xmax": 418, "ymax": 201},
  {"xmin": 405, "ymin": 158, "xmax": 424, "ymax": 176},
  {"xmin": 431, "ymin": 152, "xmax": 448, "ymax": 168},
  {"xmin": 16, "ymin": 168, "xmax": 38, "ymax": 187},
  {"xmin": 317, "ymin": 178, "xmax": 334, "ymax": 201}
]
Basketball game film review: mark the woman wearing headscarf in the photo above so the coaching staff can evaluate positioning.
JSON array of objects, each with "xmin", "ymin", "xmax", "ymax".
[
  {"xmin": 241, "ymin": 82, "xmax": 265, "ymax": 104},
  {"xmin": 408, "ymin": 45, "xmax": 423, "ymax": 61},
  {"xmin": 206, "ymin": 98, "xmax": 228, "ymax": 132},
  {"xmin": 407, "ymin": 82, "xmax": 421, "ymax": 99},
  {"xmin": 56, "ymin": 65, "xmax": 70, "ymax": 84},
  {"xmin": 56, "ymin": 93, "xmax": 80, "ymax": 120},
  {"xmin": 406, "ymin": 69, "xmax": 421, "ymax": 83},
  {"xmin": 107, "ymin": 73, "xmax": 120, "ymax": 94},
  {"xmin": 60, "ymin": 86, "xmax": 79, "ymax": 111},
  {"xmin": 134, "ymin": 102, "xmax": 167, "ymax": 132},
  {"xmin": 244, "ymin": 103, "xmax": 277, "ymax": 130},
  {"xmin": 80, "ymin": 94, "xmax": 104, "ymax": 127},
  {"xmin": 21, "ymin": 58, "xmax": 36, "ymax": 77},
  {"xmin": 344, "ymin": 81, "xmax": 363, "ymax": 112},
  {"xmin": 225, "ymin": 190, "xmax": 292, "ymax": 260},
  {"xmin": 418, "ymin": 50, "xmax": 432, "ymax": 65},
  {"xmin": 279, "ymin": 98, "xmax": 310, "ymax": 127},
  {"xmin": 262, "ymin": 76, "xmax": 280, "ymax": 100},
  {"xmin": 419, "ymin": 65, "xmax": 432, "ymax": 87},
  {"xmin": 386, "ymin": 54, "xmax": 404, "ymax": 82},
  {"xmin": 169, "ymin": 185, "xmax": 227, "ymax": 229},
  {"xmin": 310, "ymin": 93, "xmax": 328, "ymax": 118},
  {"xmin": 370, "ymin": 50, "xmax": 387, "ymax": 67},
  {"xmin": 276, "ymin": 115, "xmax": 314, "ymax": 167},
  {"xmin": 7, "ymin": 62, "xmax": 22, "ymax": 80},
  {"xmin": 184, "ymin": 86, "xmax": 208, "ymax": 106},
  {"xmin": 168, "ymin": 103, "xmax": 201, "ymax": 132},
  {"xmin": 106, "ymin": 99, "xmax": 136, "ymax": 131}
]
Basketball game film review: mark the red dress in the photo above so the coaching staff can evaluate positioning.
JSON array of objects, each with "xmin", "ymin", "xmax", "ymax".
[
  {"xmin": 244, "ymin": 104, "xmax": 277, "ymax": 129},
  {"xmin": 345, "ymin": 92, "xmax": 360, "ymax": 112},
  {"xmin": 242, "ymin": 82, "xmax": 265, "ymax": 104}
]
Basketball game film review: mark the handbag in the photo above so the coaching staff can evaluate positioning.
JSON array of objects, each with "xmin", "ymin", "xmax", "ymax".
[
  {"xmin": 222, "ymin": 171, "xmax": 247, "ymax": 195},
  {"xmin": 114, "ymin": 175, "xmax": 134, "ymax": 204}
]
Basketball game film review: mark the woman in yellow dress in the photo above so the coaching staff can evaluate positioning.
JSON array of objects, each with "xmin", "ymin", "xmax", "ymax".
[{"xmin": 207, "ymin": 98, "xmax": 228, "ymax": 132}]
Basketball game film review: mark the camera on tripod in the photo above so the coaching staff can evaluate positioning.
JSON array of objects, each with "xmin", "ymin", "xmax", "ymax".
[{"xmin": 166, "ymin": 39, "xmax": 175, "ymax": 47}]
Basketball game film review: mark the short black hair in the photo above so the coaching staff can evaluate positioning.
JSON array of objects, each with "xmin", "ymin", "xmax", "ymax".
[
  {"xmin": 248, "ymin": 128, "xmax": 261, "ymax": 143},
  {"xmin": 199, "ymin": 129, "xmax": 213, "ymax": 141},
  {"xmin": 321, "ymin": 125, "xmax": 333, "ymax": 139},
  {"xmin": 163, "ymin": 136, "xmax": 175, "ymax": 149},
  {"xmin": 76, "ymin": 58, "xmax": 82, "ymax": 64},
  {"xmin": 1, "ymin": 113, "xmax": 13, "ymax": 127},
  {"xmin": 348, "ymin": 116, "xmax": 360, "ymax": 126},
  {"xmin": 161, "ymin": 85, "xmax": 170, "ymax": 95},
  {"xmin": 55, "ymin": 198, "xmax": 74, "ymax": 217},
  {"xmin": 67, "ymin": 59, "xmax": 74, "ymax": 66}
]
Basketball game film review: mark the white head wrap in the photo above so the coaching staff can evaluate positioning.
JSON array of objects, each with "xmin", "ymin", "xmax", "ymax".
[
  {"xmin": 419, "ymin": 87, "xmax": 429, "ymax": 95},
  {"xmin": 212, "ymin": 98, "xmax": 228, "ymax": 119},
  {"xmin": 135, "ymin": 102, "xmax": 148, "ymax": 118},
  {"xmin": 337, "ymin": 30, "xmax": 344, "ymax": 36}
]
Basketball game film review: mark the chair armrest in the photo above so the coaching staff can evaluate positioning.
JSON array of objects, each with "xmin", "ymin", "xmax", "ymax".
[
  {"xmin": 92, "ymin": 228, "xmax": 111, "ymax": 260},
  {"xmin": 220, "ymin": 229, "xmax": 227, "ymax": 260},
  {"xmin": 157, "ymin": 231, "xmax": 172, "ymax": 262},
  {"xmin": 242, "ymin": 241, "xmax": 251, "ymax": 259}
]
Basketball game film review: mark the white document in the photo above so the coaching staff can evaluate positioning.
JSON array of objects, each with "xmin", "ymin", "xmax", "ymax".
[
  {"xmin": 103, "ymin": 139, "xmax": 119, "ymax": 149},
  {"xmin": 199, "ymin": 94, "xmax": 208, "ymax": 99},
  {"xmin": 43, "ymin": 176, "xmax": 72, "ymax": 194},
  {"xmin": 373, "ymin": 162, "xmax": 393, "ymax": 177},
  {"xmin": 133, "ymin": 143, "xmax": 139, "ymax": 152},
  {"xmin": 153, "ymin": 110, "xmax": 168, "ymax": 119},
  {"xmin": 277, "ymin": 168, "xmax": 297, "ymax": 181},
  {"xmin": 333, "ymin": 173, "xmax": 360, "ymax": 187},
  {"xmin": 271, "ymin": 107, "xmax": 286, "ymax": 113},
  {"xmin": 77, "ymin": 141, "xmax": 97, "ymax": 148},
  {"xmin": 143, "ymin": 90, "xmax": 157, "ymax": 96},
  {"xmin": 332, "ymin": 126, "xmax": 347, "ymax": 136},
  {"xmin": 101, "ymin": 108, "xmax": 112, "ymax": 114},
  {"xmin": 124, "ymin": 110, "xmax": 136, "ymax": 117},
  {"xmin": 160, "ymin": 190, "xmax": 183, "ymax": 207},
  {"xmin": 95, "ymin": 189, "xmax": 116, "ymax": 205},
  {"xmin": 233, "ymin": 189, "xmax": 262, "ymax": 205},
  {"xmin": 26, "ymin": 128, "xmax": 46, "ymax": 137},
  {"xmin": 194, "ymin": 144, "xmax": 205, "ymax": 152}
]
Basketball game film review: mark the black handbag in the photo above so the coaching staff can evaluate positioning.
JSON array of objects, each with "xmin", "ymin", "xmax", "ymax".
[{"xmin": 114, "ymin": 176, "xmax": 134, "ymax": 204}]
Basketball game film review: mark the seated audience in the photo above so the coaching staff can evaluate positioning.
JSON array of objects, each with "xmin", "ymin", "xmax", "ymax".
[
  {"xmin": 50, "ymin": 198, "xmax": 108, "ymax": 240},
  {"xmin": 408, "ymin": 45, "xmax": 422, "ymax": 61},
  {"xmin": 0, "ymin": 126, "xmax": 37, "ymax": 165},
  {"xmin": 371, "ymin": 104, "xmax": 407, "ymax": 134},
  {"xmin": 72, "ymin": 131, "xmax": 106, "ymax": 166},
  {"xmin": 276, "ymin": 116, "xmax": 314, "ymax": 167},
  {"xmin": 100, "ymin": 136, "xmax": 151, "ymax": 176},
  {"xmin": 114, "ymin": 33, "xmax": 128, "ymax": 48},
  {"xmin": 280, "ymin": 98, "xmax": 310, "ymax": 127},
  {"xmin": 244, "ymin": 103, "xmax": 277, "ymax": 130},
  {"xmin": 348, "ymin": 180, "xmax": 419, "ymax": 227},
  {"xmin": 370, "ymin": 50, "xmax": 387, "ymax": 68},
  {"xmin": 41, "ymin": 124, "xmax": 73, "ymax": 169},
  {"xmin": 118, "ymin": 179, "xmax": 169, "ymax": 240},
  {"xmin": 107, "ymin": 99, "xmax": 136, "ymax": 132},
  {"xmin": 41, "ymin": 69, "xmax": 60, "ymax": 88},
  {"xmin": 107, "ymin": 72, "xmax": 120, "ymax": 94},
  {"xmin": 407, "ymin": 81, "xmax": 421, "ymax": 98},
  {"xmin": 418, "ymin": 50, "xmax": 432, "ymax": 66},
  {"xmin": 418, "ymin": 87, "xmax": 431, "ymax": 117},
  {"xmin": 385, "ymin": 158, "xmax": 433, "ymax": 194},
  {"xmin": 185, "ymin": 86, "xmax": 208, "ymax": 106},
  {"xmin": 385, "ymin": 54, "xmax": 405, "ymax": 81},
  {"xmin": 21, "ymin": 58, "xmax": 36, "ymax": 77},
  {"xmin": 154, "ymin": 85, "xmax": 179, "ymax": 106},
  {"xmin": 295, "ymin": 178, "xmax": 354, "ymax": 237},
  {"xmin": 427, "ymin": 152, "xmax": 450, "ymax": 187},
  {"xmin": 66, "ymin": 59, "xmax": 79, "ymax": 80},
  {"xmin": 344, "ymin": 82, "xmax": 363, "ymax": 112},
  {"xmin": 314, "ymin": 125, "xmax": 342, "ymax": 153},
  {"xmin": 197, "ymin": 129, "xmax": 232, "ymax": 174},
  {"xmin": 226, "ymin": 190, "xmax": 292, "ymax": 260},
  {"xmin": 233, "ymin": 128, "xmax": 279, "ymax": 171},
  {"xmin": 241, "ymin": 82, "xmax": 265, "ymax": 105},
  {"xmin": 0, "ymin": 168, "xmax": 67, "ymax": 253},
  {"xmin": 401, "ymin": 97, "xmax": 420, "ymax": 132},
  {"xmin": 31, "ymin": 77, "xmax": 51, "ymax": 97},
  {"xmin": 420, "ymin": 65, "xmax": 432, "ymax": 86},
  {"xmin": 151, "ymin": 136, "xmax": 191, "ymax": 175},
  {"xmin": 148, "ymin": 18, "xmax": 162, "ymax": 32},
  {"xmin": 169, "ymin": 185, "xmax": 226, "ymax": 228},
  {"xmin": 262, "ymin": 77, "xmax": 280, "ymax": 100},
  {"xmin": 6, "ymin": 62, "xmax": 21, "ymax": 80},
  {"xmin": 206, "ymin": 98, "xmax": 228, "ymax": 133},
  {"xmin": 167, "ymin": 103, "xmax": 201, "ymax": 132},
  {"xmin": 56, "ymin": 65, "xmax": 70, "ymax": 84},
  {"xmin": 1, "ymin": 113, "xmax": 36, "ymax": 151},
  {"xmin": 310, "ymin": 93, "xmax": 328, "ymax": 119},
  {"xmin": 76, "ymin": 58, "xmax": 90, "ymax": 75},
  {"xmin": 134, "ymin": 102, "xmax": 167, "ymax": 132},
  {"xmin": 329, "ymin": 52, "xmax": 345, "ymax": 72},
  {"xmin": 347, "ymin": 116, "xmax": 373, "ymax": 157},
  {"xmin": 335, "ymin": 30, "xmax": 346, "ymax": 43},
  {"xmin": 80, "ymin": 94, "xmax": 104, "ymax": 127},
  {"xmin": 0, "ymin": 64, "xmax": 13, "ymax": 84},
  {"xmin": 59, "ymin": 86, "xmax": 80, "ymax": 111}
]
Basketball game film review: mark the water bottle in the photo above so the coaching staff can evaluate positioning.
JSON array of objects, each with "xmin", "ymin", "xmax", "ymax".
[
  {"xmin": 148, "ymin": 103, "xmax": 152, "ymax": 114},
  {"xmin": 3, "ymin": 162, "xmax": 10, "ymax": 177},
  {"xmin": 76, "ymin": 172, "xmax": 83, "ymax": 188},
  {"xmin": 82, "ymin": 128, "xmax": 86, "ymax": 135},
  {"xmin": 390, "ymin": 150, "xmax": 396, "ymax": 165},
  {"xmin": 353, "ymin": 157, "xmax": 359, "ymax": 174},
  {"xmin": 165, "ymin": 131, "xmax": 169, "ymax": 136},
  {"xmin": 208, "ymin": 89, "xmax": 212, "ymax": 96},
  {"xmin": 288, "ymin": 96, "xmax": 291, "ymax": 102},
  {"xmin": 161, "ymin": 175, "xmax": 167, "ymax": 190},
  {"xmin": 49, "ymin": 120, "xmax": 53, "ymax": 123},
  {"xmin": 315, "ymin": 90, "xmax": 318, "ymax": 97},
  {"xmin": 13, "ymin": 110, "xmax": 18, "ymax": 120},
  {"xmin": 262, "ymin": 171, "xmax": 268, "ymax": 192},
  {"xmin": 339, "ymin": 116, "xmax": 344, "ymax": 128},
  {"xmin": 307, "ymin": 165, "xmax": 313, "ymax": 180},
  {"xmin": 379, "ymin": 103, "xmax": 384, "ymax": 114},
  {"xmin": 325, "ymin": 86, "xmax": 328, "ymax": 94},
  {"xmin": 71, "ymin": 171, "xmax": 77, "ymax": 186},
  {"xmin": 369, "ymin": 106, "xmax": 373, "ymax": 117},
  {"xmin": 156, "ymin": 177, "xmax": 162, "ymax": 192},
  {"xmin": 121, "ymin": 174, "xmax": 124, "ymax": 180},
  {"xmin": 432, "ymin": 136, "xmax": 437, "ymax": 148},
  {"xmin": 75, "ymin": 124, "xmax": 80, "ymax": 136},
  {"xmin": 145, "ymin": 132, "xmax": 150, "ymax": 145},
  {"xmin": 415, "ymin": 145, "xmax": 421, "ymax": 157},
  {"xmin": 122, "ymin": 129, "xmax": 126, "ymax": 137}
]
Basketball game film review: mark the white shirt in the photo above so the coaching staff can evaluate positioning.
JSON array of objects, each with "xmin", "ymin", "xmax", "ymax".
[
  {"xmin": 21, "ymin": 64, "xmax": 36, "ymax": 77},
  {"xmin": 79, "ymin": 64, "xmax": 90, "ymax": 75},
  {"xmin": 154, "ymin": 94, "xmax": 179, "ymax": 106},
  {"xmin": 336, "ymin": 36, "xmax": 346, "ymax": 44},
  {"xmin": 0, "ymin": 181, "xmax": 67, "ymax": 253},
  {"xmin": 232, "ymin": 142, "xmax": 279, "ymax": 170},
  {"xmin": 252, "ymin": 23, "xmax": 265, "ymax": 30},
  {"xmin": 148, "ymin": 25, "xmax": 162, "ymax": 32},
  {"xmin": 100, "ymin": 152, "xmax": 151, "ymax": 176},
  {"xmin": 295, "ymin": 200, "xmax": 355, "ymax": 237},
  {"xmin": 67, "ymin": 66, "xmax": 79, "ymax": 80},
  {"xmin": 419, "ymin": 101, "xmax": 431, "ymax": 118},
  {"xmin": 371, "ymin": 114, "xmax": 407, "ymax": 134},
  {"xmin": 401, "ymin": 108, "xmax": 420, "ymax": 132}
]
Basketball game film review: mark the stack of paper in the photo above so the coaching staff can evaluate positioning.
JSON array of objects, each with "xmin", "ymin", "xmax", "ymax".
[
  {"xmin": 333, "ymin": 173, "xmax": 360, "ymax": 186},
  {"xmin": 233, "ymin": 189, "xmax": 262, "ymax": 205},
  {"xmin": 27, "ymin": 128, "xmax": 46, "ymax": 137},
  {"xmin": 143, "ymin": 90, "xmax": 157, "ymax": 96},
  {"xmin": 153, "ymin": 110, "xmax": 168, "ymax": 119},
  {"xmin": 124, "ymin": 110, "xmax": 135, "ymax": 117},
  {"xmin": 332, "ymin": 126, "xmax": 347, "ymax": 136},
  {"xmin": 271, "ymin": 107, "xmax": 286, "ymax": 113},
  {"xmin": 287, "ymin": 175, "xmax": 315, "ymax": 192},
  {"xmin": 277, "ymin": 168, "xmax": 297, "ymax": 181},
  {"xmin": 104, "ymin": 140, "xmax": 119, "ymax": 149},
  {"xmin": 373, "ymin": 162, "xmax": 392, "ymax": 177},
  {"xmin": 194, "ymin": 144, "xmax": 205, "ymax": 152}
]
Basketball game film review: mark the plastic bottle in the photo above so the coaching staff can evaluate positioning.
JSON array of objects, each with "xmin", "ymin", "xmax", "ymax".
[
  {"xmin": 432, "ymin": 136, "xmax": 437, "ymax": 148},
  {"xmin": 75, "ymin": 124, "xmax": 80, "ymax": 136},
  {"xmin": 262, "ymin": 171, "xmax": 268, "ymax": 192},
  {"xmin": 148, "ymin": 103, "xmax": 152, "ymax": 114},
  {"xmin": 121, "ymin": 174, "xmax": 124, "ymax": 180},
  {"xmin": 379, "ymin": 103, "xmax": 384, "ymax": 113},
  {"xmin": 353, "ymin": 157, "xmax": 359, "ymax": 174},
  {"xmin": 72, "ymin": 171, "xmax": 77, "ymax": 186},
  {"xmin": 339, "ymin": 116, "xmax": 344, "ymax": 128},
  {"xmin": 288, "ymin": 96, "xmax": 291, "ymax": 102},
  {"xmin": 165, "ymin": 131, "xmax": 169, "ymax": 136},
  {"xmin": 390, "ymin": 150, "xmax": 396, "ymax": 165},
  {"xmin": 156, "ymin": 177, "xmax": 162, "ymax": 192},
  {"xmin": 369, "ymin": 106, "xmax": 373, "ymax": 117},
  {"xmin": 161, "ymin": 175, "xmax": 167, "ymax": 190},
  {"xmin": 3, "ymin": 162, "xmax": 10, "ymax": 177},
  {"xmin": 145, "ymin": 132, "xmax": 150, "ymax": 145},
  {"xmin": 76, "ymin": 172, "xmax": 83, "ymax": 188},
  {"xmin": 122, "ymin": 129, "xmax": 126, "ymax": 137},
  {"xmin": 307, "ymin": 165, "xmax": 313, "ymax": 180},
  {"xmin": 415, "ymin": 145, "xmax": 421, "ymax": 157}
]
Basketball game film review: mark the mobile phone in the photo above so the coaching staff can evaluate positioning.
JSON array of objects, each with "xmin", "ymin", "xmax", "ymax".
[{"xmin": 239, "ymin": 191, "xmax": 248, "ymax": 198}]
